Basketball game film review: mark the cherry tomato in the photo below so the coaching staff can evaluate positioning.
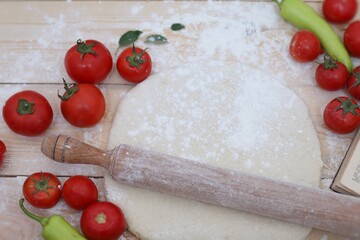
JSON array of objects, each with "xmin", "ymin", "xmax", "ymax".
[
  {"xmin": 22, "ymin": 172, "xmax": 62, "ymax": 209},
  {"xmin": 0, "ymin": 140, "xmax": 6, "ymax": 168},
  {"xmin": 346, "ymin": 66, "xmax": 360, "ymax": 99},
  {"xmin": 65, "ymin": 39, "xmax": 113, "ymax": 84},
  {"xmin": 322, "ymin": 0, "xmax": 357, "ymax": 23},
  {"xmin": 315, "ymin": 54, "xmax": 348, "ymax": 91},
  {"xmin": 344, "ymin": 21, "xmax": 360, "ymax": 58},
  {"xmin": 2, "ymin": 90, "xmax": 53, "ymax": 136},
  {"xmin": 116, "ymin": 44, "xmax": 152, "ymax": 83},
  {"xmin": 289, "ymin": 30, "xmax": 322, "ymax": 62},
  {"xmin": 62, "ymin": 175, "xmax": 98, "ymax": 210},
  {"xmin": 323, "ymin": 96, "xmax": 360, "ymax": 134},
  {"xmin": 81, "ymin": 201, "xmax": 127, "ymax": 240},
  {"xmin": 59, "ymin": 79, "xmax": 106, "ymax": 128}
]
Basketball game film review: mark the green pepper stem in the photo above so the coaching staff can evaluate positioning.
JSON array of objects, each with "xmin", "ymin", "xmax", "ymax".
[{"xmin": 19, "ymin": 198, "xmax": 48, "ymax": 227}]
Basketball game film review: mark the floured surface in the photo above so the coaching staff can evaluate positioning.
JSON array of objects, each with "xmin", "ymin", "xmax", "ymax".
[
  {"xmin": 106, "ymin": 62, "xmax": 323, "ymax": 240},
  {"xmin": 0, "ymin": 1, "xmax": 358, "ymax": 239}
]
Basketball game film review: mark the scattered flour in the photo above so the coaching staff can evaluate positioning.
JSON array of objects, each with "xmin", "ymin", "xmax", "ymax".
[
  {"xmin": 1, "ymin": 2, "xmax": 359, "ymax": 239},
  {"xmin": 2, "ymin": 1, "xmax": 358, "ymax": 87},
  {"xmin": 0, "ymin": 2, "xmax": 308, "ymax": 85}
]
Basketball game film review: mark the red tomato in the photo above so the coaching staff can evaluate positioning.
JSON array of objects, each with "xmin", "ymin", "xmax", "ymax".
[
  {"xmin": 289, "ymin": 30, "xmax": 322, "ymax": 62},
  {"xmin": 116, "ymin": 45, "xmax": 152, "ymax": 83},
  {"xmin": 344, "ymin": 21, "xmax": 360, "ymax": 58},
  {"xmin": 59, "ymin": 80, "xmax": 106, "ymax": 128},
  {"xmin": 322, "ymin": 0, "xmax": 357, "ymax": 23},
  {"xmin": 2, "ymin": 90, "xmax": 53, "ymax": 136},
  {"xmin": 0, "ymin": 140, "xmax": 6, "ymax": 168},
  {"xmin": 323, "ymin": 96, "xmax": 360, "ymax": 134},
  {"xmin": 65, "ymin": 39, "xmax": 113, "ymax": 84},
  {"xmin": 22, "ymin": 172, "xmax": 62, "ymax": 209},
  {"xmin": 81, "ymin": 201, "xmax": 127, "ymax": 240},
  {"xmin": 62, "ymin": 175, "xmax": 98, "ymax": 210},
  {"xmin": 315, "ymin": 54, "xmax": 349, "ymax": 91},
  {"xmin": 347, "ymin": 66, "xmax": 360, "ymax": 99}
]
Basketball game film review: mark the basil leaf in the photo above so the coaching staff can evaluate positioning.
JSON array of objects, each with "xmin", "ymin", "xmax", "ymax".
[
  {"xmin": 145, "ymin": 34, "xmax": 168, "ymax": 44},
  {"xmin": 171, "ymin": 23, "xmax": 185, "ymax": 31},
  {"xmin": 118, "ymin": 30, "xmax": 142, "ymax": 48}
]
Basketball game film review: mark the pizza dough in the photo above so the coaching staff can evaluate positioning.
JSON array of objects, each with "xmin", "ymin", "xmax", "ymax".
[{"xmin": 105, "ymin": 61, "xmax": 323, "ymax": 240}]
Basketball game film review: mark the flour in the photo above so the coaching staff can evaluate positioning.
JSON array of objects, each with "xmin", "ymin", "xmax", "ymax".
[
  {"xmin": 2, "ymin": 1, "xmax": 356, "ymax": 87},
  {"xmin": 130, "ymin": 4, "xmax": 144, "ymax": 15},
  {"xmin": 1, "ymin": 2, "xmax": 358, "ymax": 239}
]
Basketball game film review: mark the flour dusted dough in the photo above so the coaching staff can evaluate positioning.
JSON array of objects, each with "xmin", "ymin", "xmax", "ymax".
[{"xmin": 105, "ymin": 62, "xmax": 323, "ymax": 240}]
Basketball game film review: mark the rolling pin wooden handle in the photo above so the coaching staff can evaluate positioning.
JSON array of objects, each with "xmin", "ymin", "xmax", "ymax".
[
  {"xmin": 41, "ymin": 135, "xmax": 360, "ymax": 238},
  {"xmin": 41, "ymin": 135, "xmax": 110, "ymax": 168}
]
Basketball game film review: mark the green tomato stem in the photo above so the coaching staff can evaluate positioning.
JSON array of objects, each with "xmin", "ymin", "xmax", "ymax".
[
  {"xmin": 17, "ymin": 99, "xmax": 34, "ymax": 115},
  {"xmin": 126, "ymin": 44, "xmax": 147, "ymax": 69},
  {"xmin": 335, "ymin": 97, "xmax": 360, "ymax": 117},
  {"xmin": 322, "ymin": 54, "xmax": 338, "ymax": 70},
  {"xmin": 58, "ymin": 78, "xmax": 78, "ymax": 101},
  {"xmin": 76, "ymin": 39, "xmax": 97, "ymax": 59}
]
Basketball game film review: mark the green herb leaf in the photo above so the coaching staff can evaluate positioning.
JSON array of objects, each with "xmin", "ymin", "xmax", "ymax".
[
  {"xmin": 145, "ymin": 34, "xmax": 168, "ymax": 44},
  {"xmin": 171, "ymin": 23, "xmax": 185, "ymax": 31},
  {"xmin": 118, "ymin": 30, "xmax": 143, "ymax": 48}
]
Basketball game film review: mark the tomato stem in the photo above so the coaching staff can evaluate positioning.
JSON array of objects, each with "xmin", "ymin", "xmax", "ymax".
[
  {"xmin": 58, "ymin": 78, "xmax": 79, "ymax": 101},
  {"xmin": 126, "ymin": 44, "xmax": 147, "ymax": 69},
  {"xmin": 77, "ymin": 39, "xmax": 97, "ymax": 59},
  {"xmin": 30, "ymin": 172, "xmax": 56, "ymax": 196},
  {"xmin": 17, "ymin": 99, "xmax": 34, "ymax": 115},
  {"xmin": 348, "ymin": 72, "xmax": 360, "ymax": 90},
  {"xmin": 95, "ymin": 213, "xmax": 107, "ymax": 224},
  {"xmin": 335, "ymin": 97, "xmax": 360, "ymax": 117},
  {"xmin": 322, "ymin": 54, "xmax": 338, "ymax": 70}
]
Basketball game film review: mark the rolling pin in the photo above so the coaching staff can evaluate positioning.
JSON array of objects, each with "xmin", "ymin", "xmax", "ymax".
[{"xmin": 41, "ymin": 134, "xmax": 360, "ymax": 238}]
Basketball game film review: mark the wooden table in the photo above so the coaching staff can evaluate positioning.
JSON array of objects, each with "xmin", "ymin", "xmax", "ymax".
[{"xmin": 0, "ymin": 1, "xmax": 359, "ymax": 239}]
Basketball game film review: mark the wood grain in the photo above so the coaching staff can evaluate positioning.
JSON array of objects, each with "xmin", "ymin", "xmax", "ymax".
[{"xmin": 0, "ymin": 1, "xmax": 359, "ymax": 239}]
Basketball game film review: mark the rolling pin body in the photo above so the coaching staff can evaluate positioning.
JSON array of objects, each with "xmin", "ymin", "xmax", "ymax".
[{"xmin": 41, "ymin": 135, "xmax": 360, "ymax": 238}]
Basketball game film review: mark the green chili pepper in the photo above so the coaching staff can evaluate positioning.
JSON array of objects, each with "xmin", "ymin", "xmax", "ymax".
[
  {"xmin": 273, "ymin": 0, "xmax": 353, "ymax": 72},
  {"xmin": 19, "ymin": 198, "xmax": 86, "ymax": 240}
]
